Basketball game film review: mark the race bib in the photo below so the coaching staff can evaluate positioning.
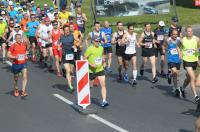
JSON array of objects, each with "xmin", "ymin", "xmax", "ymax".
[
  {"xmin": 17, "ymin": 54, "xmax": 25, "ymax": 61},
  {"xmin": 186, "ymin": 49, "xmax": 195, "ymax": 56},
  {"xmin": 94, "ymin": 57, "xmax": 102, "ymax": 65},
  {"xmin": 170, "ymin": 48, "xmax": 178, "ymax": 55},
  {"xmin": 65, "ymin": 54, "xmax": 74, "ymax": 60},
  {"xmin": 145, "ymin": 42, "xmax": 152, "ymax": 48},
  {"xmin": 157, "ymin": 35, "xmax": 164, "ymax": 41}
]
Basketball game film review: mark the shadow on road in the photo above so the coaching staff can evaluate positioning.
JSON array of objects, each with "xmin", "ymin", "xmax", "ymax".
[
  {"xmin": 181, "ymin": 109, "xmax": 200, "ymax": 118},
  {"xmin": 178, "ymin": 129, "xmax": 194, "ymax": 132},
  {"xmin": 52, "ymin": 84, "xmax": 75, "ymax": 95}
]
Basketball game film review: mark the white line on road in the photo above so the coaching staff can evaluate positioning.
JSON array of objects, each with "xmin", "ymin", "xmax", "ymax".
[
  {"xmin": 6, "ymin": 61, "xmax": 12, "ymax": 66},
  {"xmin": 53, "ymin": 94, "xmax": 129, "ymax": 132}
]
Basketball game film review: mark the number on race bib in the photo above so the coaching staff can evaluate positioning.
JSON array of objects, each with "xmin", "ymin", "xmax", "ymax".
[
  {"xmin": 17, "ymin": 54, "xmax": 25, "ymax": 61},
  {"xmin": 157, "ymin": 35, "xmax": 164, "ymax": 41},
  {"xmin": 94, "ymin": 57, "xmax": 102, "ymax": 65},
  {"xmin": 145, "ymin": 42, "xmax": 152, "ymax": 48},
  {"xmin": 65, "ymin": 54, "xmax": 74, "ymax": 60},
  {"xmin": 186, "ymin": 49, "xmax": 195, "ymax": 56},
  {"xmin": 170, "ymin": 48, "xmax": 178, "ymax": 55}
]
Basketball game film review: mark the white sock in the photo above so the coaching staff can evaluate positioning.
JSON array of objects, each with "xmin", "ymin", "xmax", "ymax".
[
  {"xmin": 103, "ymin": 99, "xmax": 106, "ymax": 102},
  {"xmin": 133, "ymin": 70, "xmax": 137, "ymax": 80}
]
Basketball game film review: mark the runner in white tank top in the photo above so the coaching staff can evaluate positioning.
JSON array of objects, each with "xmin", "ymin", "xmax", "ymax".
[{"xmin": 122, "ymin": 25, "xmax": 139, "ymax": 85}]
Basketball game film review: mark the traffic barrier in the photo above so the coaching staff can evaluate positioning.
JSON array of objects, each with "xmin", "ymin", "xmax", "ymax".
[{"xmin": 76, "ymin": 60, "xmax": 90, "ymax": 109}]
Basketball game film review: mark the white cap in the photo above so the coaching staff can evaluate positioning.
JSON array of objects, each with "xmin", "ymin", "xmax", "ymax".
[
  {"xmin": 159, "ymin": 21, "xmax": 165, "ymax": 27},
  {"xmin": 44, "ymin": 3, "xmax": 48, "ymax": 6},
  {"xmin": 14, "ymin": 24, "xmax": 20, "ymax": 28},
  {"xmin": 9, "ymin": 1, "xmax": 13, "ymax": 5},
  {"xmin": 0, "ymin": 16, "xmax": 3, "ymax": 20},
  {"xmin": 1, "ymin": 11, "xmax": 5, "ymax": 15},
  {"xmin": 31, "ymin": 1, "xmax": 34, "ymax": 4}
]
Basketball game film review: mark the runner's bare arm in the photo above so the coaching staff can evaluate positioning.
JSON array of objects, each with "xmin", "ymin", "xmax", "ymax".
[
  {"xmin": 111, "ymin": 32, "xmax": 117, "ymax": 45},
  {"xmin": 85, "ymin": 32, "xmax": 91, "ymax": 48},
  {"xmin": 7, "ymin": 50, "xmax": 16, "ymax": 60},
  {"xmin": 139, "ymin": 32, "xmax": 145, "ymax": 46},
  {"xmin": 82, "ymin": 13, "xmax": 87, "ymax": 22},
  {"xmin": 102, "ymin": 32, "xmax": 108, "ymax": 44},
  {"xmin": 121, "ymin": 33, "xmax": 127, "ymax": 45}
]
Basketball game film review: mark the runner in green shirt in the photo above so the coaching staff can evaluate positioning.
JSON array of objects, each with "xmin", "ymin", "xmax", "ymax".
[{"xmin": 84, "ymin": 36, "xmax": 109, "ymax": 108}]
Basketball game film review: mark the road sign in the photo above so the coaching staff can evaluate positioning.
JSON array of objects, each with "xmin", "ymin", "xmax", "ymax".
[{"xmin": 76, "ymin": 60, "xmax": 90, "ymax": 109}]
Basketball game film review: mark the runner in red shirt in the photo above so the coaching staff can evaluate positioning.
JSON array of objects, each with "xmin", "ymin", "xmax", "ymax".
[
  {"xmin": 7, "ymin": 34, "xmax": 28, "ymax": 97},
  {"xmin": 50, "ymin": 20, "xmax": 62, "ymax": 76},
  {"xmin": 65, "ymin": 16, "xmax": 78, "ymax": 31}
]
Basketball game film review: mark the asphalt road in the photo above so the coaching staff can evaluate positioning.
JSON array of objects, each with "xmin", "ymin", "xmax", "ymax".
[{"xmin": 0, "ymin": 26, "xmax": 200, "ymax": 132}]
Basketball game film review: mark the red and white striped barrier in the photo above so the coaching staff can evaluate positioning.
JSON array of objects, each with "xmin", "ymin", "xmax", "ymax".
[{"xmin": 76, "ymin": 60, "xmax": 90, "ymax": 109}]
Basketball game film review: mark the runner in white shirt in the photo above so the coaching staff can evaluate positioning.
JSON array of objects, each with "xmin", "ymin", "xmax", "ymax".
[
  {"xmin": 122, "ymin": 25, "xmax": 139, "ymax": 85},
  {"xmin": 7, "ymin": 24, "xmax": 24, "ymax": 46},
  {"xmin": 37, "ymin": 17, "xmax": 53, "ymax": 70}
]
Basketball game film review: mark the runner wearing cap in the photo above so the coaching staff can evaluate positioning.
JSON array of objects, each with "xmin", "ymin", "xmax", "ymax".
[
  {"xmin": 31, "ymin": 1, "xmax": 36, "ymax": 13},
  {"xmin": 0, "ymin": 16, "xmax": 7, "ymax": 63},
  {"xmin": 60, "ymin": 25, "xmax": 75, "ymax": 92},
  {"xmin": 111, "ymin": 21, "xmax": 126, "ymax": 80},
  {"xmin": 100, "ymin": 21, "xmax": 113, "ymax": 73},
  {"xmin": 7, "ymin": 34, "xmax": 28, "ymax": 97},
  {"xmin": 47, "ymin": 6, "xmax": 55, "ymax": 21},
  {"xmin": 163, "ymin": 30, "xmax": 182, "ymax": 97},
  {"xmin": 121, "ymin": 24, "xmax": 139, "ymax": 84},
  {"xmin": 154, "ymin": 21, "xmax": 167, "ymax": 76},
  {"xmin": 50, "ymin": 20, "xmax": 62, "ymax": 76},
  {"xmin": 1, "ymin": 11, "xmax": 8, "ymax": 23},
  {"xmin": 37, "ymin": 17, "xmax": 53, "ymax": 69},
  {"xmin": 85, "ymin": 21, "xmax": 107, "ymax": 48},
  {"xmin": 7, "ymin": 24, "xmax": 25, "ymax": 46},
  {"xmin": 59, "ymin": 7, "xmax": 71, "ymax": 26},
  {"xmin": 16, "ymin": 8, "xmax": 23, "ymax": 24},
  {"xmin": 168, "ymin": 16, "xmax": 182, "ymax": 38},
  {"xmin": 26, "ymin": 14, "xmax": 40, "ymax": 62},
  {"xmin": 139, "ymin": 23, "xmax": 158, "ymax": 83},
  {"xmin": 179, "ymin": 26, "xmax": 200, "ymax": 102},
  {"xmin": 84, "ymin": 35, "xmax": 109, "ymax": 108}
]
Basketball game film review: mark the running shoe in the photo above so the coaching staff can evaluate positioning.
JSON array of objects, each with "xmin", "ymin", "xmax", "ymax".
[
  {"xmin": 118, "ymin": 74, "xmax": 122, "ymax": 81},
  {"xmin": 174, "ymin": 89, "xmax": 180, "ymax": 97},
  {"xmin": 132, "ymin": 80, "xmax": 137, "ymax": 85},
  {"xmin": 123, "ymin": 73, "xmax": 129, "ymax": 82},
  {"xmin": 32, "ymin": 55, "xmax": 36, "ymax": 62},
  {"xmin": 101, "ymin": 101, "xmax": 109, "ymax": 108},
  {"xmin": 57, "ymin": 72, "xmax": 62, "ymax": 77},
  {"xmin": 180, "ymin": 87, "xmax": 186, "ymax": 98},
  {"xmin": 21, "ymin": 91, "xmax": 28, "ymax": 97},
  {"xmin": 167, "ymin": 73, "xmax": 172, "ymax": 84},
  {"xmin": 161, "ymin": 71, "xmax": 167, "ymax": 77},
  {"xmin": 194, "ymin": 96, "xmax": 200, "ymax": 104},
  {"xmin": 140, "ymin": 69, "xmax": 144, "ymax": 76},
  {"xmin": 107, "ymin": 67, "xmax": 112, "ymax": 73},
  {"xmin": 14, "ymin": 89, "xmax": 19, "ymax": 97},
  {"xmin": 152, "ymin": 77, "xmax": 158, "ymax": 83},
  {"xmin": 69, "ymin": 85, "xmax": 75, "ymax": 93}
]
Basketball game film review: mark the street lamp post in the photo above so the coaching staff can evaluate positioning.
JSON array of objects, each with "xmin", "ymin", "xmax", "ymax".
[{"xmin": 172, "ymin": 0, "xmax": 178, "ymax": 17}]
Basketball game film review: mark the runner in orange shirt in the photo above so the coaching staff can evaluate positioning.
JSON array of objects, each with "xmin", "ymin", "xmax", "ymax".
[{"xmin": 7, "ymin": 34, "xmax": 28, "ymax": 97}]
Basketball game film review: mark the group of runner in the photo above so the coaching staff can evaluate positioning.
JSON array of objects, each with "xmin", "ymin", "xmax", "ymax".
[{"xmin": 1, "ymin": 0, "xmax": 200, "ymax": 108}]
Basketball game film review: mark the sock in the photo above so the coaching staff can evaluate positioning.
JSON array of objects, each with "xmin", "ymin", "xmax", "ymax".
[
  {"xmin": 133, "ymin": 70, "xmax": 137, "ymax": 80},
  {"xmin": 103, "ymin": 99, "xmax": 106, "ymax": 103}
]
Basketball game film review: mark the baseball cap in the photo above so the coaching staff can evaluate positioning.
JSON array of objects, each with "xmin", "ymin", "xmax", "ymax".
[
  {"xmin": 0, "ymin": 16, "xmax": 3, "ymax": 20},
  {"xmin": 14, "ymin": 24, "xmax": 20, "ymax": 28},
  {"xmin": 159, "ymin": 21, "xmax": 165, "ymax": 27},
  {"xmin": 31, "ymin": 1, "xmax": 34, "ymax": 4},
  {"xmin": 93, "ymin": 36, "xmax": 101, "ymax": 42},
  {"xmin": 171, "ymin": 16, "xmax": 179, "ymax": 22},
  {"xmin": 1, "ymin": 11, "xmax": 5, "ymax": 15},
  {"xmin": 44, "ymin": 3, "xmax": 48, "ymax": 7},
  {"xmin": 69, "ymin": 16, "xmax": 74, "ymax": 20},
  {"xmin": 9, "ymin": 1, "xmax": 13, "ymax": 5}
]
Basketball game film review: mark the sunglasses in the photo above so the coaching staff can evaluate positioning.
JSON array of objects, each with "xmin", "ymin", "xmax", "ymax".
[
  {"xmin": 15, "ymin": 26, "xmax": 20, "ymax": 28},
  {"xmin": 53, "ymin": 24, "xmax": 58, "ymax": 26},
  {"xmin": 10, "ymin": 23, "xmax": 14, "ymax": 24}
]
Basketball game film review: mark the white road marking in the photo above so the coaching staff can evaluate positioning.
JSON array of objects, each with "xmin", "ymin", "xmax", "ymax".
[
  {"xmin": 53, "ymin": 94, "xmax": 129, "ymax": 132},
  {"xmin": 6, "ymin": 61, "xmax": 12, "ymax": 66}
]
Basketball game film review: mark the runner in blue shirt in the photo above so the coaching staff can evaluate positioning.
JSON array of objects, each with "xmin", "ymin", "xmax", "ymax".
[
  {"xmin": 163, "ymin": 30, "xmax": 182, "ymax": 97},
  {"xmin": 26, "ymin": 14, "xmax": 40, "ymax": 62},
  {"xmin": 100, "ymin": 21, "xmax": 113, "ymax": 73}
]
